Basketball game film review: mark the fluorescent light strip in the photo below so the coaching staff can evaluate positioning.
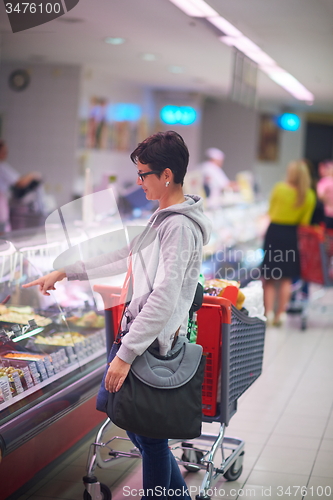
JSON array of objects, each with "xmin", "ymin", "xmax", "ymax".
[
  {"xmin": 220, "ymin": 36, "xmax": 276, "ymax": 66},
  {"xmin": 168, "ymin": 0, "xmax": 218, "ymax": 17},
  {"xmin": 266, "ymin": 70, "xmax": 314, "ymax": 102},
  {"xmin": 232, "ymin": 36, "xmax": 261, "ymax": 54},
  {"xmin": 219, "ymin": 33, "xmax": 314, "ymax": 102},
  {"xmin": 167, "ymin": 0, "xmax": 314, "ymax": 102},
  {"xmin": 245, "ymin": 52, "xmax": 276, "ymax": 66},
  {"xmin": 207, "ymin": 16, "xmax": 242, "ymax": 37}
]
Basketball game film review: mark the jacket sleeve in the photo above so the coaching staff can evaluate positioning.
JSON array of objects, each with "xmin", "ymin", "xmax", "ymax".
[
  {"xmin": 117, "ymin": 222, "xmax": 198, "ymax": 364},
  {"xmin": 64, "ymin": 227, "xmax": 147, "ymax": 280},
  {"xmin": 65, "ymin": 245, "xmax": 130, "ymax": 281}
]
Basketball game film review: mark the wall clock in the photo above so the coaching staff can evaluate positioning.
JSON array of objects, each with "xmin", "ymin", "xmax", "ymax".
[{"xmin": 8, "ymin": 69, "xmax": 30, "ymax": 91}]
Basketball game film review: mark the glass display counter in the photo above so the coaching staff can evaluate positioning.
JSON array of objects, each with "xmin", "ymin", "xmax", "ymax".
[{"xmin": 0, "ymin": 226, "xmax": 111, "ymax": 498}]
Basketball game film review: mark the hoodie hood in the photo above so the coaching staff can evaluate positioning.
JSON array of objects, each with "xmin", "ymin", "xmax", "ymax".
[{"xmin": 149, "ymin": 194, "xmax": 212, "ymax": 245}]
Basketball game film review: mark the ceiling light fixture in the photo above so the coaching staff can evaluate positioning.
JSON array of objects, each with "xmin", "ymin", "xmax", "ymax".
[
  {"xmin": 220, "ymin": 36, "xmax": 277, "ymax": 66},
  {"xmin": 219, "ymin": 36, "xmax": 235, "ymax": 47},
  {"xmin": 266, "ymin": 70, "xmax": 314, "ymax": 102},
  {"xmin": 244, "ymin": 51, "xmax": 276, "ymax": 66},
  {"xmin": 231, "ymin": 36, "xmax": 261, "ymax": 54},
  {"xmin": 168, "ymin": 0, "xmax": 218, "ymax": 17},
  {"xmin": 168, "ymin": 0, "xmax": 314, "ymax": 103},
  {"xmin": 207, "ymin": 16, "xmax": 242, "ymax": 37},
  {"xmin": 104, "ymin": 37, "xmax": 126, "ymax": 45},
  {"xmin": 141, "ymin": 53, "xmax": 157, "ymax": 61},
  {"xmin": 220, "ymin": 35, "xmax": 259, "ymax": 54},
  {"xmin": 168, "ymin": 65, "xmax": 185, "ymax": 74}
]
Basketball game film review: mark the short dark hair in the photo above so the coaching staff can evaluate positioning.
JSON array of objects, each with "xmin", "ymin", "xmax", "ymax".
[{"xmin": 130, "ymin": 131, "xmax": 189, "ymax": 185}]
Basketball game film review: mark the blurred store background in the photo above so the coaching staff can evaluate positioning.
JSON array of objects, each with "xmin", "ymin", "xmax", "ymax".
[
  {"xmin": 1, "ymin": 2, "xmax": 333, "ymax": 498},
  {"xmin": 0, "ymin": 0, "xmax": 332, "ymax": 215}
]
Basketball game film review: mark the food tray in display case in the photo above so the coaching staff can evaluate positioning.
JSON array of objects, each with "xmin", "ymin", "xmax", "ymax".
[
  {"xmin": 0, "ymin": 234, "xmax": 108, "ymax": 446},
  {"xmin": 0, "ymin": 306, "xmax": 106, "ymax": 411}
]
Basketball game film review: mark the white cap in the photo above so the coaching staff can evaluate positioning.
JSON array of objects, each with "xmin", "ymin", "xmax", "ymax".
[{"xmin": 206, "ymin": 147, "xmax": 225, "ymax": 161}]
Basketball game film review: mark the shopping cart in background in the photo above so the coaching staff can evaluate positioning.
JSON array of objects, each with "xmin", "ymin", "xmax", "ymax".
[
  {"xmin": 82, "ymin": 287, "xmax": 266, "ymax": 500},
  {"xmin": 296, "ymin": 225, "xmax": 333, "ymax": 330}
]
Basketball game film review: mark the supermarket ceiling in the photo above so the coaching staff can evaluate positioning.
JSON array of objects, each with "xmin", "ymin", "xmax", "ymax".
[{"xmin": 1, "ymin": 0, "xmax": 333, "ymax": 111}]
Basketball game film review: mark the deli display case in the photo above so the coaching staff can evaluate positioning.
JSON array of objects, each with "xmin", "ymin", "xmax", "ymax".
[{"xmin": 0, "ymin": 224, "xmax": 113, "ymax": 499}]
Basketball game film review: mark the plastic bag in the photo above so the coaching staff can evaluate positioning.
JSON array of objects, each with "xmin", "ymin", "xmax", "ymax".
[{"xmin": 240, "ymin": 281, "xmax": 266, "ymax": 321}]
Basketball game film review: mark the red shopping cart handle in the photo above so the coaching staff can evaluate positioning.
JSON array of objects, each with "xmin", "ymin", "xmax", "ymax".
[
  {"xmin": 93, "ymin": 284, "xmax": 122, "ymax": 310},
  {"xmin": 203, "ymin": 294, "xmax": 232, "ymax": 324}
]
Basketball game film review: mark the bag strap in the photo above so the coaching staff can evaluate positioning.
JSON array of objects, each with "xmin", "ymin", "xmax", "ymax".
[
  {"xmin": 171, "ymin": 326, "xmax": 181, "ymax": 349},
  {"xmin": 189, "ymin": 282, "xmax": 204, "ymax": 318},
  {"xmin": 114, "ymin": 255, "xmax": 133, "ymax": 344},
  {"xmin": 187, "ymin": 282, "xmax": 204, "ymax": 340}
]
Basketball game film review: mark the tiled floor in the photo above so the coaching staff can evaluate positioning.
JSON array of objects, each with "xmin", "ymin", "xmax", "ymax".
[{"xmin": 9, "ymin": 286, "xmax": 333, "ymax": 500}]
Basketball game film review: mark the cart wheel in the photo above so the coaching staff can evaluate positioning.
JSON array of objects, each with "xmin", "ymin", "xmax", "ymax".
[
  {"xmin": 223, "ymin": 451, "xmax": 244, "ymax": 481},
  {"xmin": 83, "ymin": 483, "xmax": 112, "ymax": 500},
  {"xmin": 182, "ymin": 450, "xmax": 204, "ymax": 472}
]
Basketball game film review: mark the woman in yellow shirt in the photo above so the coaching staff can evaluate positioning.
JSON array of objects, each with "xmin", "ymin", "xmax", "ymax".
[{"xmin": 262, "ymin": 160, "xmax": 316, "ymax": 326}]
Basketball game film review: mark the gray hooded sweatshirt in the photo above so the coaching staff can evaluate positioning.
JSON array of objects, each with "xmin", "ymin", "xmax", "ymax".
[{"xmin": 66, "ymin": 195, "xmax": 211, "ymax": 364}]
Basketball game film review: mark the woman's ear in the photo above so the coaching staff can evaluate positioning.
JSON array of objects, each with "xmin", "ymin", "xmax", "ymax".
[{"xmin": 164, "ymin": 168, "xmax": 173, "ymax": 183}]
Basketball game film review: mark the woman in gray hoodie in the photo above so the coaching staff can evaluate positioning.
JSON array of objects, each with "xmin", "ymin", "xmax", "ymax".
[{"xmin": 24, "ymin": 131, "xmax": 212, "ymax": 499}]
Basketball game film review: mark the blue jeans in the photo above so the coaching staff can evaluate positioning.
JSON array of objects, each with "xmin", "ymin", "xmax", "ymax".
[{"xmin": 127, "ymin": 432, "xmax": 191, "ymax": 499}]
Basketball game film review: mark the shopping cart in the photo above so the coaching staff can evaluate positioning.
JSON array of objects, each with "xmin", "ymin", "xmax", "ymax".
[
  {"xmin": 296, "ymin": 225, "xmax": 333, "ymax": 330},
  {"xmin": 82, "ymin": 287, "xmax": 266, "ymax": 500}
]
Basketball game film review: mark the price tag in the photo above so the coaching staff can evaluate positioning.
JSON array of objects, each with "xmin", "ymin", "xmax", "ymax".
[
  {"xmin": 0, "ymin": 375, "xmax": 13, "ymax": 401},
  {"xmin": 12, "ymin": 372, "xmax": 24, "ymax": 394},
  {"xmin": 28, "ymin": 362, "xmax": 40, "ymax": 385},
  {"xmin": 73, "ymin": 342, "xmax": 84, "ymax": 360},
  {"xmin": 51, "ymin": 352, "xmax": 62, "ymax": 373},
  {"xmin": 22, "ymin": 366, "xmax": 34, "ymax": 388},
  {"xmin": 58, "ymin": 348, "xmax": 69, "ymax": 368},
  {"xmin": 36, "ymin": 359, "xmax": 48, "ymax": 381},
  {"xmin": 43, "ymin": 357, "xmax": 55, "ymax": 377},
  {"xmin": 65, "ymin": 345, "xmax": 77, "ymax": 364}
]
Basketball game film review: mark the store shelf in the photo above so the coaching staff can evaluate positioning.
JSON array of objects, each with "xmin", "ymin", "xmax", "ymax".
[{"xmin": 0, "ymin": 343, "xmax": 106, "ymax": 412}]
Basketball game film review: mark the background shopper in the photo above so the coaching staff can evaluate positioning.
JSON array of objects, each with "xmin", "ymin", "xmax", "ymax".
[
  {"xmin": 23, "ymin": 131, "xmax": 212, "ymax": 500},
  {"xmin": 262, "ymin": 160, "xmax": 316, "ymax": 326},
  {"xmin": 201, "ymin": 147, "xmax": 231, "ymax": 208},
  {"xmin": 0, "ymin": 140, "xmax": 42, "ymax": 232},
  {"xmin": 303, "ymin": 158, "xmax": 325, "ymax": 226},
  {"xmin": 316, "ymin": 158, "xmax": 333, "ymax": 229}
]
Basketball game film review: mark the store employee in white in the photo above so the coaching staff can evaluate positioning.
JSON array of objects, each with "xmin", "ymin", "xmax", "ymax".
[
  {"xmin": 0, "ymin": 140, "xmax": 41, "ymax": 233},
  {"xmin": 202, "ymin": 147, "xmax": 231, "ymax": 208}
]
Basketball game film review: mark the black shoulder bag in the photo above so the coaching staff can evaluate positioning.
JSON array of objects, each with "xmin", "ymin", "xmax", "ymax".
[{"xmin": 96, "ymin": 283, "xmax": 205, "ymax": 440}]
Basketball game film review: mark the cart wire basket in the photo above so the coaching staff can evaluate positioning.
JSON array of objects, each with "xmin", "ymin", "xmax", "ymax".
[
  {"xmin": 296, "ymin": 225, "xmax": 333, "ymax": 329},
  {"xmin": 83, "ymin": 288, "xmax": 266, "ymax": 500}
]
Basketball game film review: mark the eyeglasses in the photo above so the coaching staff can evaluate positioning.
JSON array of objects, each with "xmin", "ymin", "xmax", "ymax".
[{"xmin": 137, "ymin": 170, "xmax": 160, "ymax": 181}]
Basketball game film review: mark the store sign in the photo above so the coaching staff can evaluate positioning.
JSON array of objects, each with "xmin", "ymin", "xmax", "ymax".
[
  {"xmin": 160, "ymin": 105, "xmax": 197, "ymax": 125},
  {"xmin": 277, "ymin": 113, "xmax": 301, "ymax": 131},
  {"xmin": 106, "ymin": 103, "xmax": 142, "ymax": 122}
]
